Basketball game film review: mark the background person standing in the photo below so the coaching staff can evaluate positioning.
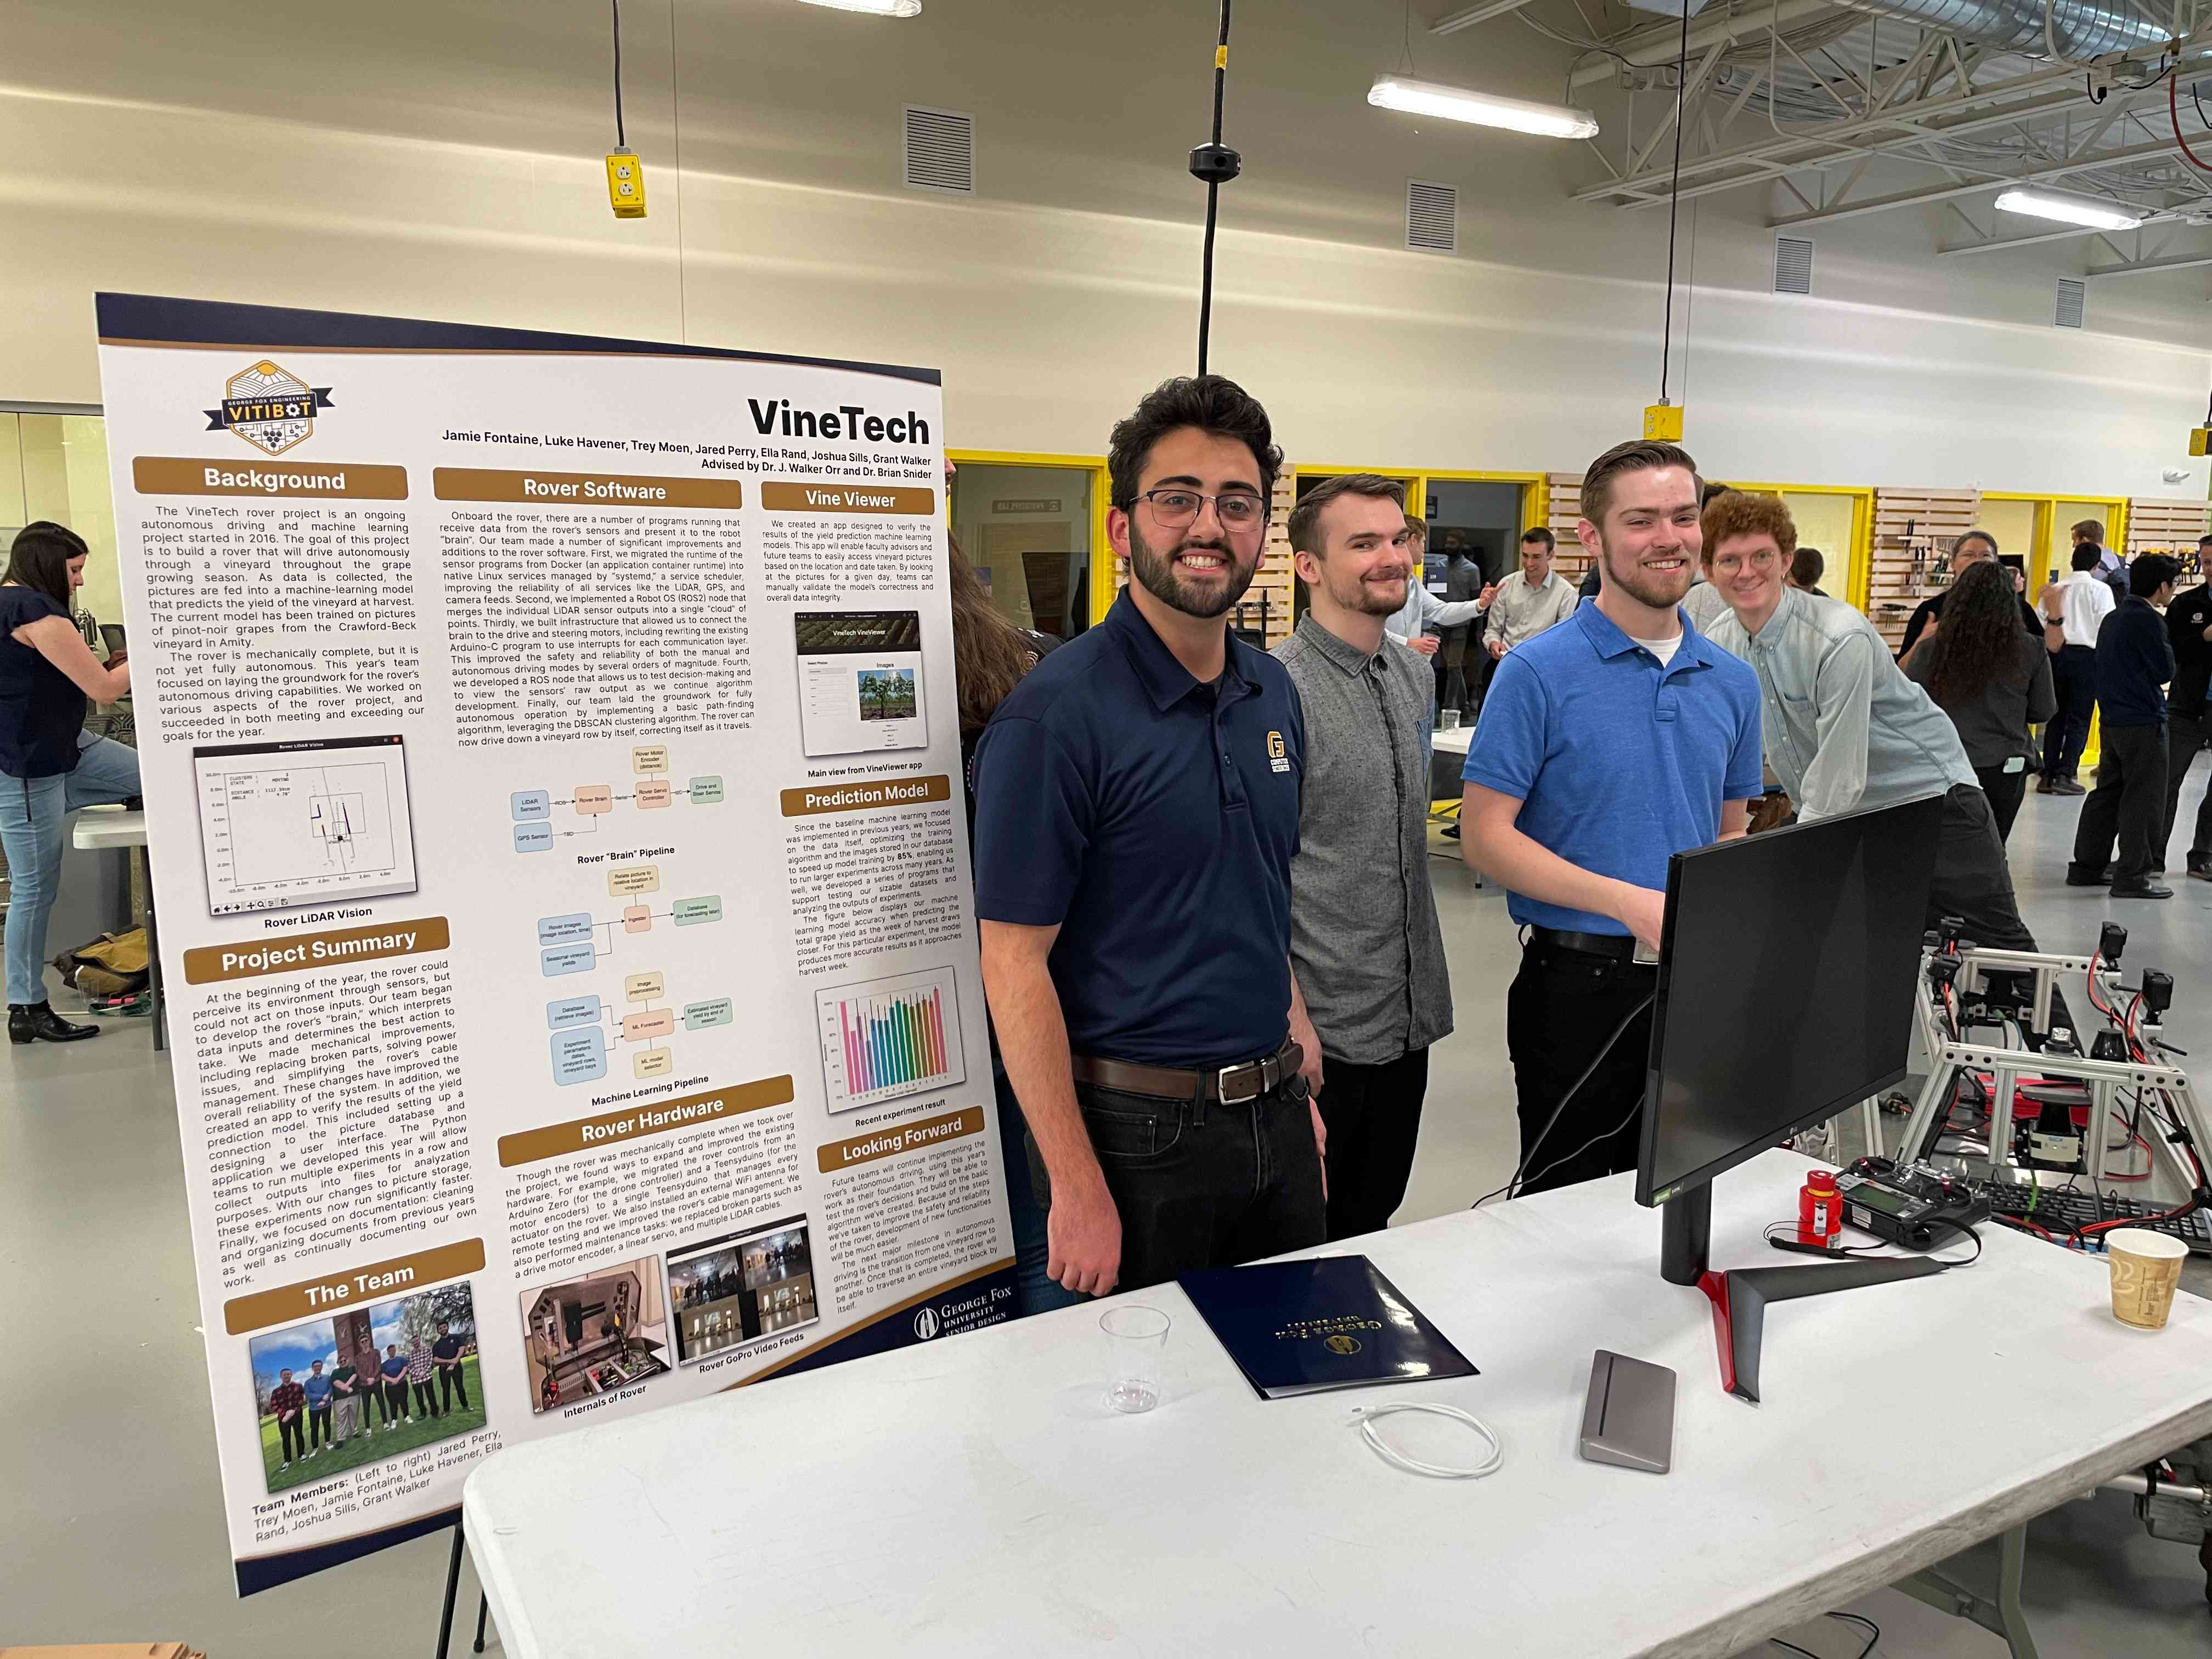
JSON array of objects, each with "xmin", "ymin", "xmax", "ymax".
[
  {"xmin": 1277, "ymin": 475, "xmax": 1453, "ymax": 1240},
  {"xmin": 0, "ymin": 522, "xmax": 138, "ymax": 1044},
  {"xmin": 1903, "ymin": 560, "xmax": 2055, "ymax": 842},
  {"xmin": 2162, "ymin": 548, "xmax": 2212, "ymax": 882},
  {"xmin": 2070, "ymin": 556, "xmax": 2181, "ymax": 899},
  {"xmin": 2040, "ymin": 544, "xmax": 2115, "ymax": 795}
]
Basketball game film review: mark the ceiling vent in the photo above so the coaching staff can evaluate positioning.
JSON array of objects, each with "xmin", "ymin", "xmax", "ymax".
[
  {"xmin": 1407, "ymin": 179, "xmax": 1457, "ymax": 254},
  {"xmin": 904, "ymin": 106, "xmax": 974, "ymax": 194},
  {"xmin": 1773, "ymin": 235, "xmax": 1814, "ymax": 296},
  {"xmin": 2055, "ymin": 277, "xmax": 2086, "ymax": 329}
]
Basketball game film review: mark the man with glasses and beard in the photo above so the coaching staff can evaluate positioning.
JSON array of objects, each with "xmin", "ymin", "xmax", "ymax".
[
  {"xmin": 1460, "ymin": 441, "xmax": 1763, "ymax": 1194},
  {"xmin": 973, "ymin": 375, "xmax": 1325, "ymax": 1296}
]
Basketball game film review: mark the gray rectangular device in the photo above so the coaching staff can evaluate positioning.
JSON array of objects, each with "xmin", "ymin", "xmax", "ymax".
[{"xmin": 1579, "ymin": 1349, "xmax": 1676, "ymax": 1474}]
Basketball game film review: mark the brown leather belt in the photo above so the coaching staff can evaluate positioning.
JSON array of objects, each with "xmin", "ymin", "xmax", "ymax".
[{"xmin": 1071, "ymin": 1041, "xmax": 1302, "ymax": 1105}]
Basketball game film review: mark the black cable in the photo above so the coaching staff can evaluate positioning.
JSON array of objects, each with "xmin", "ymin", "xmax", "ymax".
[
  {"xmin": 2195, "ymin": 77, "xmax": 2211, "ymax": 137},
  {"xmin": 1471, "ymin": 989, "xmax": 1655, "ymax": 1209},
  {"xmin": 1657, "ymin": 0, "xmax": 1689, "ymax": 404},
  {"xmin": 1515, "ymin": 1086, "xmax": 1651, "ymax": 1197},
  {"xmin": 1196, "ymin": 0, "xmax": 1233, "ymax": 376},
  {"xmin": 611, "ymin": 0, "xmax": 627, "ymax": 149},
  {"xmin": 1826, "ymin": 1610, "xmax": 1882, "ymax": 1659},
  {"xmin": 1766, "ymin": 1640, "xmax": 1820, "ymax": 1659}
]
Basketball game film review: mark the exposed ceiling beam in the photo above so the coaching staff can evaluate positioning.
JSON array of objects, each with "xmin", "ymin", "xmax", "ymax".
[
  {"xmin": 1938, "ymin": 218, "xmax": 2177, "ymax": 257},
  {"xmin": 2085, "ymin": 245, "xmax": 2212, "ymax": 278},
  {"xmin": 1566, "ymin": 0, "xmax": 1836, "ymax": 89},
  {"xmin": 1771, "ymin": 132, "xmax": 2196, "ymax": 227},
  {"xmin": 1427, "ymin": 0, "xmax": 1540, "ymax": 33}
]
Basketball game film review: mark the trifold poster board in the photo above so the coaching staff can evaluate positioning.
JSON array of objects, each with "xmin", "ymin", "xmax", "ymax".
[{"xmin": 93, "ymin": 295, "xmax": 1015, "ymax": 1594}]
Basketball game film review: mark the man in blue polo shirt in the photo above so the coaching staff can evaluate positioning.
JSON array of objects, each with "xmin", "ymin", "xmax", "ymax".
[
  {"xmin": 1461, "ymin": 439, "xmax": 1762, "ymax": 1194},
  {"xmin": 973, "ymin": 375, "xmax": 1324, "ymax": 1296}
]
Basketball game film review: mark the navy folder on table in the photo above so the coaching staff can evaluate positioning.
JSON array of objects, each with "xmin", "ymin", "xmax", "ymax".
[{"xmin": 1178, "ymin": 1255, "xmax": 1479, "ymax": 1400}]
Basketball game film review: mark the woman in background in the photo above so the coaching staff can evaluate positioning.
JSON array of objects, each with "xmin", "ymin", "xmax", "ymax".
[
  {"xmin": 1903, "ymin": 558, "xmax": 2055, "ymax": 843},
  {"xmin": 1, "ymin": 522, "xmax": 138, "ymax": 1043},
  {"xmin": 950, "ymin": 536, "xmax": 1081, "ymax": 1317}
]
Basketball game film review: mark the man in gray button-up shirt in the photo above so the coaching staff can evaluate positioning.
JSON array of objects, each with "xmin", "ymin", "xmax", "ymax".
[
  {"xmin": 1700, "ymin": 491, "xmax": 2067, "ymax": 1022},
  {"xmin": 1276, "ymin": 475, "xmax": 1454, "ymax": 1240}
]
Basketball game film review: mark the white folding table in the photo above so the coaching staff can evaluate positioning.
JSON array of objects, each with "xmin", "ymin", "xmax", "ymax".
[
  {"xmin": 464, "ymin": 1152, "xmax": 2212, "ymax": 1658},
  {"xmin": 69, "ymin": 806, "xmax": 163, "ymax": 1049}
]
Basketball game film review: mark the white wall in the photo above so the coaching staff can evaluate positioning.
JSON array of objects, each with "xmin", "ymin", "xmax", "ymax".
[{"xmin": 3, "ymin": 0, "xmax": 2207, "ymax": 499}]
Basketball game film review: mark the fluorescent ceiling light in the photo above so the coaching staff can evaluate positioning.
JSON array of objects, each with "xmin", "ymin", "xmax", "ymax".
[
  {"xmin": 1993, "ymin": 188, "xmax": 2141, "ymax": 231},
  {"xmin": 796, "ymin": 0, "xmax": 922, "ymax": 15},
  {"xmin": 1367, "ymin": 74, "xmax": 1599, "ymax": 140}
]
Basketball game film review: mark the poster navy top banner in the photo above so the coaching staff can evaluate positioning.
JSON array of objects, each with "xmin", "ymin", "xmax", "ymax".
[{"xmin": 93, "ymin": 294, "xmax": 1011, "ymax": 1594}]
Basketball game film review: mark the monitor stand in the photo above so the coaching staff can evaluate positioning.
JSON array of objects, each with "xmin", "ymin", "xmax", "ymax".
[{"xmin": 1660, "ymin": 1184, "xmax": 1946, "ymax": 1403}]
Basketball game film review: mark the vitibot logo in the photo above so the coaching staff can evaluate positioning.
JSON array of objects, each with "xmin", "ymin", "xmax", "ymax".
[{"xmin": 205, "ymin": 360, "xmax": 334, "ymax": 456}]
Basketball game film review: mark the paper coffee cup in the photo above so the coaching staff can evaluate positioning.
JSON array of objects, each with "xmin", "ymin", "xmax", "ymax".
[{"xmin": 2106, "ymin": 1228, "xmax": 2188, "ymax": 1330}]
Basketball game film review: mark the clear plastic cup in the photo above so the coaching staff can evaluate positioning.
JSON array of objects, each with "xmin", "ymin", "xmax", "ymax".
[
  {"xmin": 1439, "ymin": 709, "xmax": 1462, "ymax": 731},
  {"xmin": 1101, "ymin": 1305, "xmax": 1170, "ymax": 1413}
]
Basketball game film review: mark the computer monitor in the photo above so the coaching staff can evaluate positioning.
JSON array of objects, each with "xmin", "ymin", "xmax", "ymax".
[{"xmin": 1637, "ymin": 794, "xmax": 1948, "ymax": 1401}]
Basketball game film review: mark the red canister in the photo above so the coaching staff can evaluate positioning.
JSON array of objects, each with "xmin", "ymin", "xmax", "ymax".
[{"xmin": 1799, "ymin": 1169, "xmax": 1842, "ymax": 1246}]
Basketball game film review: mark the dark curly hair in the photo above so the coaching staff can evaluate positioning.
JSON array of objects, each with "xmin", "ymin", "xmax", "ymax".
[
  {"xmin": 1107, "ymin": 375, "xmax": 1282, "ymax": 511},
  {"xmin": 1921, "ymin": 558, "xmax": 2023, "ymax": 704}
]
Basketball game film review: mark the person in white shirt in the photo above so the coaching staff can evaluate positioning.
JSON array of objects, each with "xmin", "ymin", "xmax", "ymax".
[
  {"xmin": 1479, "ymin": 528, "xmax": 1579, "ymax": 661},
  {"xmin": 2039, "ymin": 544, "xmax": 2116, "ymax": 795},
  {"xmin": 1385, "ymin": 516, "xmax": 1487, "ymax": 770}
]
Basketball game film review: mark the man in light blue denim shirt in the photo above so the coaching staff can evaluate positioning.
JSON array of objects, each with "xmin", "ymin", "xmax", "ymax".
[{"xmin": 1701, "ymin": 493, "xmax": 2062, "ymax": 1016}]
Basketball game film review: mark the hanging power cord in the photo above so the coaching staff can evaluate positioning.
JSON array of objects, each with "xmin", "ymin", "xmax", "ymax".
[
  {"xmin": 2176, "ymin": 71, "xmax": 2212, "ymax": 173},
  {"xmin": 1351, "ymin": 1402, "xmax": 1505, "ymax": 1480},
  {"xmin": 1770, "ymin": 1610, "xmax": 1881, "ymax": 1659},
  {"xmin": 611, "ymin": 0, "xmax": 627, "ymax": 150},
  {"xmin": 1189, "ymin": 0, "xmax": 1239, "ymax": 375},
  {"xmin": 1657, "ymin": 0, "xmax": 1690, "ymax": 408}
]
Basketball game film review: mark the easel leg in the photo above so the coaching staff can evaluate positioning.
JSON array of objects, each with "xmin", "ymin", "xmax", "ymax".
[
  {"xmin": 475, "ymin": 1592, "xmax": 491, "ymax": 1653},
  {"xmin": 436, "ymin": 1516, "xmax": 465, "ymax": 1659}
]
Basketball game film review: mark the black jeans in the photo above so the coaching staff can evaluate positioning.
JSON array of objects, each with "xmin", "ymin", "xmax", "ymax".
[
  {"xmin": 413, "ymin": 1380, "xmax": 439, "ymax": 1417},
  {"xmin": 2164, "ymin": 710, "xmax": 2212, "ymax": 865},
  {"xmin": 1973, "ymin": 763, "xmax": 2029, "ymax": 843},
  {"xmin": 1932, "ymin": 783, "xmax": 2072, "ymax": 1028},
  {"xmin": 308, "ymin": 1404, "xmax": 331, "ymax": 1448},
  {"xmin": 385, "ymin": 1383, "xmax": 410, "ymax": 1420},
  {"xmin": 2073, "ymin": 723, "xmax": 2169, "ymax": 885},
  {"xmin": 439, "ymin": 1365, "xmax": 469, "ymax": 1412},
  {"xmin": 2044, "ymin": 645, "xmax": 2096, "ymax": 781},
  {"xmin": 1026, "ymin": 1075, "xmax": 1326, "ymax": 1294},
  {"xmin": 1315, "ymin": 1047, "xmax": 1430, "ymax": 1240},
  {"xmin": 278, "ymin": 1416, "xmax": 305, "ymax": 1461},
  {"xmin": 1508, "ymin": 941, "xmax": 1658, "ymax": 1195}
]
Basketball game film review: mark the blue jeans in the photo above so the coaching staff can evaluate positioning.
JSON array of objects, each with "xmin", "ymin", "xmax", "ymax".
[
  {"xmin": 994, "ymin": 1066, "xmax": 1083, "ymax": 1317},
  {"xmin": 1, "ymin": 733, "xmax": 141, "ymax": 1005}
]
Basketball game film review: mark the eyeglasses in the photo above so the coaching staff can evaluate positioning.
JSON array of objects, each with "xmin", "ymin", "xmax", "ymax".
[
  {"xmin": 1131, "ymin": 488, "xmax": 1269, "ymax": 532},
  {"xmin": 1709, "ymin": 546, "xmax": 1785, "ymax": 575}
]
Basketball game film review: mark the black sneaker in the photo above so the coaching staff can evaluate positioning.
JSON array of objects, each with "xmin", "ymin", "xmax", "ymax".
[
  {"xmin": 2065, "ymin": 864, "xmax": 2118, "ymax": 887},
  {"xmin": 2051, "ymin": 778, "xmax": 2087, "ymax": 796},
  {"xmin": 2189, "ymin": 859, "xmax": 2212, "ymax": 882}
]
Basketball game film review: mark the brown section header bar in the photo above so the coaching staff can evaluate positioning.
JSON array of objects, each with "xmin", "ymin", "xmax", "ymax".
[
  {"xmin": 818, "ymin": 1105, "xmax": 985, "ymax": 1173},
  {"xmin": 780, "ymin": 774, "xmax": 951, "ymax": 817},
  {"xmin": 761, "ymin": 483, "xmax": 935, "ymax": 515},
  {"xmin": 223, "ymin": 1238, "xmax": 486, "ymax": 1336},
  {"xmin": 182, "ymin": 917, "xmax": 450, "ymax": 985},
  {"xmin": 134, "ymin": 457, "xmax": 409, "ymax": 500},
  {"xmin": 433, "ymin": 467, "xmax": 743, "ymax": 510},
  {"xmin": 499, "ymin": 1074, "xmax": 794, "ymax": 1167}
]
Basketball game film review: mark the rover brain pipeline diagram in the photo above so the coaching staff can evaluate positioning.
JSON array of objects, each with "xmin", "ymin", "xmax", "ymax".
[{"xmin": 510, "ymin": 743, "xmax": 724, "ymax": 850}]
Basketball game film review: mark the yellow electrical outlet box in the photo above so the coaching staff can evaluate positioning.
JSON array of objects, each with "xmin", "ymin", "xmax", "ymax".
[
  {"xmin": 606, "ymin": 150, "xmax": 647, "ymax": 219},
  {"xmin": 2190, "ymin": 426, "xmax": 2212, "ymax": 458},
  {"xmin": 1643, "ymin": 402, "xmax": 1684, "ymax": 442}
]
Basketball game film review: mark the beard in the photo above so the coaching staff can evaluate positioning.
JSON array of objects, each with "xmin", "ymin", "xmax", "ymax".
[
  {"xmin": 1128, "ymin": 519, "xmax": 1260, "ymax": 619},
  {"xmin": 1329, "ymin": 565, "xmax": 1409, "ymax": 617},
  {"xmin": 1599, "ymin": 543, "xmax": 1694, "ymax": 612}
]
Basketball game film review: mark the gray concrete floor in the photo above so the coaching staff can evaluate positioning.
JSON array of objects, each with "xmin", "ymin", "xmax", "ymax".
[{"xmin": 6, "ymin": 785, "xmax": 2212, "ymax": 1654}]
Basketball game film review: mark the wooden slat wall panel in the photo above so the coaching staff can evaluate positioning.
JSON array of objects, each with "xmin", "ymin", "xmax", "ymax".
[
  {"xmin": 1868, "ymin": 487, "xmax": 1979, "ymax": 651},
  {"xmin": 2127, "ymin": 496, "xmax": 2210, "ymax": 578},
  {"xmin": 1546, "ymin": 472, "xmax": 1590, "ymax": 586}
]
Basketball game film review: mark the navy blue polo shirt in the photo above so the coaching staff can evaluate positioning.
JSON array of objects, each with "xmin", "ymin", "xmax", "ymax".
[
  {"xmin": 972, "ymin": 589, "xmax": 1305, "ymax": 1066},
  {"xmin": 1462, "ymin": 602, "xmax": 1762, "ymax": 933}
]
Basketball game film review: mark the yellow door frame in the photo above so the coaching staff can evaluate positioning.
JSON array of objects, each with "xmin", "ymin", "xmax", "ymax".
[
  {"xmin": 1295, "ymin": 466, "xmax": 1548, "ymax": 537},
  {"xmin": 1983, "ymin": 490, "xmax": 2128, "ymax": 769},
  {"xmin": 947, "ymin": 448, "xmax": 1115, "ymax": 626},
  {"xmin": 1724, "ymin": 481, "xmax": 1876, "ymax": 612}
]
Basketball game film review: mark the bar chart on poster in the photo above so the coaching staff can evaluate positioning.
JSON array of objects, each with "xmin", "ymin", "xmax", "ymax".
[
  {"xmin": 190, "ymin": 734, "xmax": 420, "ymax": 915},
  {"xmin": 816, "ymin": 966, "xmax": 966, "ymax": 1111}
]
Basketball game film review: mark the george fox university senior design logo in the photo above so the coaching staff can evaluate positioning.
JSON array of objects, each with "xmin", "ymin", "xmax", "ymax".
[{"xmin": 205, "ymin": 360, "xmax": 334, "ymax": 456}]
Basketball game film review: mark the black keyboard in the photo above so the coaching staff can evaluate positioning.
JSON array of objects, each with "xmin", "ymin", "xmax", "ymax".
[{"xmin": 1980, "ymin": 1183, "xmax": 2212, "ymax": 1254}]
